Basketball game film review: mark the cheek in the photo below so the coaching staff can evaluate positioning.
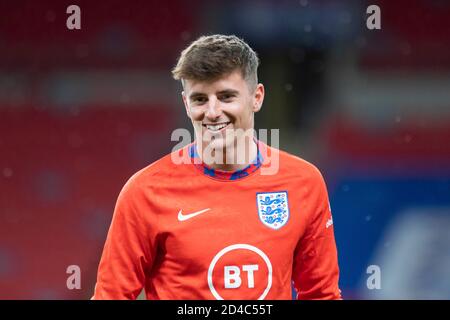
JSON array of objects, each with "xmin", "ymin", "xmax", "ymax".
[
  {"xmin": 226, "ymin": 100, "xmax": 250, "ymax": 119},
  {"xmin": 234, "ymin": 102, "xmax": 253, "ymax": 122},
  {"xmin": 188, "ymin": 107, "xmax": 204, "ymax": 121},
  {"xmin": 189, "ymin": 111, "xmax": 204, "ymax": 131}
]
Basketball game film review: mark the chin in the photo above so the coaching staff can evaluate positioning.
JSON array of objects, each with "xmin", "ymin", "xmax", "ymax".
[{"xmin": 205, "ymin": 138, "xmax": 227, "ymax": 151}]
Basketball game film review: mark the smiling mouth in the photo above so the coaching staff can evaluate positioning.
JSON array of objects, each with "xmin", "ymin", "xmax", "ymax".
[{"xmin": 202, "ymin": 122, "xmax": 231, "ymax": 132}]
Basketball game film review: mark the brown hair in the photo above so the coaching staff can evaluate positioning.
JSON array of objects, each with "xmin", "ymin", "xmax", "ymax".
[{"xmin": 172, "ymin": 34, "xmax": 259, "ymax": 90}]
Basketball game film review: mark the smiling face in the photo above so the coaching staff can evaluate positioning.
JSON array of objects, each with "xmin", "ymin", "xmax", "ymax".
[{"xmin": 182, "ymin": 70, "xmax": 264, "ymax": 168}]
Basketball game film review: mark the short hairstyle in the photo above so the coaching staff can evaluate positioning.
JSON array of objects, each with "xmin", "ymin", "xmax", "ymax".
[{"xmin": 172, "ymin": 34, "xmax": 259, "ymax": 90}]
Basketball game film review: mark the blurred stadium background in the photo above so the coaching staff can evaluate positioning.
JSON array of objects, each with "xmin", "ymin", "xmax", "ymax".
[{"xmin": 0, "ymin": 0, "xmax": 449, "ymax": 299}]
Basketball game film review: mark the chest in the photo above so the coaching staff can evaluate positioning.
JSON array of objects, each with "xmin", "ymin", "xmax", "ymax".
[{"xmin": 152, "ymin": 181, "xmax": 311, "ymax": 270}]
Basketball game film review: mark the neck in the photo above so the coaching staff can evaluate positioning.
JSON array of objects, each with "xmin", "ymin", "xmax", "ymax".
[{"xmin": 198, "ymin": 137, "xmax": 258, "ymax": 172}]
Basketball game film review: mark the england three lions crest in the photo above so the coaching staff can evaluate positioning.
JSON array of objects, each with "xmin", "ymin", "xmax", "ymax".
[{"xmin": 256, "ymin": 191, "xmax": 290, "ymax": 230}]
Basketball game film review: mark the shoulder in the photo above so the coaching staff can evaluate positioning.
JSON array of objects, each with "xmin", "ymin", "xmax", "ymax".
[
  {"xmin": 262, "ymin": 142, "xmax": 325, "ymax": 183},
  {"xmin": 120, "ymin": 144, "xmax": 192, "ymax": 195}
]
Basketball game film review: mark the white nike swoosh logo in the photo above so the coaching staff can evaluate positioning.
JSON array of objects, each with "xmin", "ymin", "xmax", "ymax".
[{"xmin": 178, "ymin": 208, "xmax": 211, "ymax": 221}]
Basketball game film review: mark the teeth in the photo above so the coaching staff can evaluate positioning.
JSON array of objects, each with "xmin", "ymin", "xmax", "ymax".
[{"xmin": 206, "ymin": 123, "xmax": 228, "ymax": 131}]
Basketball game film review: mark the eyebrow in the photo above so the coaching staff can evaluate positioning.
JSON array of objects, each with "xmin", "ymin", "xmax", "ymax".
[
  {"xmin": 189, "ymin": 92, "xmax": 206, "ymax": 101},
  {"xmin": 217, "ymin": 89, "xmax": 239, "ymax": 96},
  {"xmin": 189, "ymin": 89, "xmax": 239, "ymax": 100}
]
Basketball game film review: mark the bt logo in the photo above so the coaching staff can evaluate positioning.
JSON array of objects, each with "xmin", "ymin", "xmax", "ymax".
[
  {"xmin": 224, "ymin": 264, "xmax": 259, "ymax": 289},
  {"xmin": 207, "ymin": 244, "xmax": 272, "ymax": 300}
]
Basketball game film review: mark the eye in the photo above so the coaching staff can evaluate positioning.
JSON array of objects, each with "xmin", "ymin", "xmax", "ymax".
[
  {"xmin": 219, "ymin": 94, "xmax": 235, "ymax": 102},
  {"xmin": 193, "ymin": 97, "xmax": 207, "ymax": 104}
]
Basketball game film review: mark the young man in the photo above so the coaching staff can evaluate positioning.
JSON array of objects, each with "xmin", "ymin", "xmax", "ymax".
[{"xmin": 93, "ymin": 35, "xmax": 341, "ymax": 300}]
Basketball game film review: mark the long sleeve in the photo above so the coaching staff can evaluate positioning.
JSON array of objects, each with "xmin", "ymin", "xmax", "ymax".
[
  {"xmin": 92, "ymin": 178, "xmax": 157, "ymax": 300},
  {"xmin": 292, "ymin": 170, "xmax": 341, "ymax": 300}
]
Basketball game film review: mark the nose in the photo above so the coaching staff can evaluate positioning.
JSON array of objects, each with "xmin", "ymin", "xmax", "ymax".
[{"xmin": 205, "ymin": 96, "xmax": 222, "ymax": 121}]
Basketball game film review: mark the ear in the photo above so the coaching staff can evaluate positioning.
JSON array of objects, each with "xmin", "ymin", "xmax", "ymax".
[
  {"xmin": 252, "ymin": 83, "xmax": 264, "ymax": 113},
  {"xmin": 181, "ymin": 91, "xmax": 191, "ymax": 118}
]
